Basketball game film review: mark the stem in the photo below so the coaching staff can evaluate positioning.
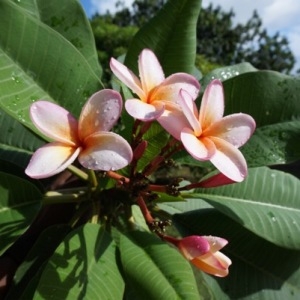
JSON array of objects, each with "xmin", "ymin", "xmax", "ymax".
[
  {"xmin": 46, "ymin": 186, "xmax": 90, "ymax": 196},
  {"xmin": 137, "ymin": 196, "xmax": 154, "ymax": 223},
  {"xmin": 148, "ymin": 184, "xmax": 167, "ymax": 193},
  {"xmin": 132, "ymin": 119, "xmax": 142, "ymax": 138},
  {"xmin": 106, "ymin": 171, "xmax": 130, "ymax": 184},
  {"xmin": 42, "ymin": 192, "xmax": 87, "ymax": 205},
  {"xmin": 178, "ymin": 182, "xmax": 200, "ymax": 191},
  {"xmin": 88, "ymin": 169, "xmax": 98, "ymax": 188},
  {"xmin": 67, "ymin": 165, "xmax": 89, "ymax": 181},
  {"xmin": 90, "ymin": 201, "xmax": 100, "ymax": 224}
]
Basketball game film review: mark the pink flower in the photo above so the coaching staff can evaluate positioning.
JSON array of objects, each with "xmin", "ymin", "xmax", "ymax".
[
  {"xmin": 25, "ymin": 90, "xmax": 133, "ymax": 179},
  {"xmin": 110, "ymin": 48, "xmax": 200, "ymax": 121},
  {"xmin": 165, "ymin": 235, "xmax": 231, "ymax": 277},
  {"xmin": 160, "ymin": 80, "xmax": 256, "ymax": 182}
]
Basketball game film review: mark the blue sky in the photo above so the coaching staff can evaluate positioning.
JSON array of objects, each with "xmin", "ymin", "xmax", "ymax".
[{"xmin": 80, "ymin": 0, "xmax": 300, "ymax": 72}]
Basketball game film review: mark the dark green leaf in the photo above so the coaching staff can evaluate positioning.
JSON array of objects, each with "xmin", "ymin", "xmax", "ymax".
[
  {"xmin": 200, "ymin": 62, "xmax": 257, "ymax": 90},
  {"xmin": 186, "ymin": 167, "xmax": 300, "ymax": 249},
  {"xmin": 34, "ymin": 224, "xmax": 124, "ymax": 300},
  {"xmin": 125, "ymin": 0, "xmax": 201, "ymax": 76},
  {"xmin": 0, "ymin": 171, "xmax": 42, "ymax": 254},
  {"xmin": 223, "ymin": 71, "xmax": 300, "ymax": 126},
  {"xmin": 119, "ymin": 230, "xmax": 201, "ymax": 299},
  {"xmin": 5, "ymin": 224, "xmax": 70, "ymax": 300},
  {"xmin": 36, "ymin": 0, "xmax": 102, "ymax": 78},
  {"xmin": 0, "ymin": 0, "xmax": 102, "ymax": 136},
  {"xmin": 0, "ymin": 109, "xmax": 44, "ymax": 168},
  {"xmin": 136, "ymin": 122, "xmax": 169, "ymax": 172},
  {"xmin": 242, "ymin": 120, "xmax": 300, "ymax": 167}
]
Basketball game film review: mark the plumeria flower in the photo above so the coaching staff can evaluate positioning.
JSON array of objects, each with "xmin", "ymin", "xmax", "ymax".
[
  {"xmin": 165, "ymin": 235, "xmax": 231, "ymax": 277},
  {"xmin": 110, "ymin": 48, "xmax": 200, "ymax": 121},
  {"xmin": 160, "ymin": 79, "xmax": 256, "ymax": 182},
  {"xmin": 25, "ymin": 89, "xmax": 133, "ymax": 179}
]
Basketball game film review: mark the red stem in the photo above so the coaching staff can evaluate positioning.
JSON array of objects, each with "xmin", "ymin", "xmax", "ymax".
[{"xmin": 137, "ymin": 196, "xmax": 154, "ymax": 223}]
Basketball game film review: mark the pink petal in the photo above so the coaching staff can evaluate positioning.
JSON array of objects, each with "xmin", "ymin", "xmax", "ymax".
[
  {"xmin": 110, "ymin": 57, "xmax": 145, "ymax": 100},
  {"xmin": 179, "ymin": 89, "xmax": 201, "ymax": 136},
  {"xmin": 138, "ymin": 49, "xmax": 165, "ymax": 94},
  {"xmin": 202, "ymin": 236, "xmax": 228, "ymax": 252},
  {"xmin": 181, "ymin": 128, "xmax": 216, "ymax": 160},
  {"xmin": 209, "ymin": 137, "xmax": 248, "ymax": 182},
  {"xmin": 204, "ymin": 113, "xmax": 256, "ymax": 147},
  {"xmin": 25, "ymin": 142, "xmax": 80, "ymax": 179},
  {"xmin": 125, "ymin": 99, "xmax": 164, "ymax": 121},
  {"xmin": 152, "ymin": 73, "xmax": 200, "ymax": 103},
  {"xmin": 199, "ymin": 80, "xmax": 224, "ymax": 130},
  {"xmin": 79, "ymin": 132, "xmax": 133, "ymax": 171},
  {"xmin": 79, "ymin": 89, "xmax": 122, "ymax": 140},
  {"xmin": 213, "ymin": 251, "xmax": 232, "ymax": 269},
  {"xmin": 191, "ymin": 252, "xmax": 230, "ymax": 277},
  {"xmin": 178, "ymin": 236, "xmax": 210, "ymax": 260},
  {"xmin": 30, "ymin": 101, "xmax": 79, "ymax": 146},
  {"xmin": 157, "ymin": 103, "xmax": 191, "ymax": 140}
]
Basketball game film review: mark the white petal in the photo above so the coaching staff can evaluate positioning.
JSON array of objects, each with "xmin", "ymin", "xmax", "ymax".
[
  {"xmin": 204, "ymin": 113, "xmax": 256, "ymax": 147},
  {"xmin": 125, "ymin": 99, "xmax": 164, "ymax": 121},
  {"xmin": 209, "ymin": 137, "xmax": 248, "ymax": 182},
  {"xmin": 179, "ymin": 89, "xmax": 201, "ymax": 136},
  {"xmin": 30, "ymin": 101, "xmax": 79, "ymax": 146},
  {"xmin": 139, "ymin": 49, "xmax": 165, "ymax": 94},
  {"xmin": 153, "ymin": 73, "xmax": 200, "ymax": 102},
  {"xmin": 199, "ymin": 80, "xmax": 224, "ymax": 130},
  {"xmin": 79, "ymin": 89, "xmax": 122, "ymax": 140},
  {"xmin": 110, "ymin": 57, "xmax": 145, "ymax": 100},
  {"xmin": 158, "ymin": 103, "xmax": 190, "ymax": 140},
  {"xmin": 25, "ymin": 142, "xmax": 80, "ymax": 179},
  {"xmin": 202, "ymin": 236, "xmax": 228, "ymax": 252},
  {"xmin": 79, "ymin": 132, "xmax": 133, "ymax": 171},
  {"xmin": 181, "ymin": 128, "xmax": 216, "ymax": 160}
]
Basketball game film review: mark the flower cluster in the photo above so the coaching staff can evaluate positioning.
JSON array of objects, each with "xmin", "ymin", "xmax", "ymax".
[
  {"xmin": 25, "ymin": 48, "xmax": 256, "ymax": 277},
  {"xmin": 111, "ymin": 49, "xmax": 255, "ymax": 182}
]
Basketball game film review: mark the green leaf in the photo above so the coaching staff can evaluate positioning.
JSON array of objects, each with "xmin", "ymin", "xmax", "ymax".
[
  {"xmin": 155, "ymin": 192, "xmax": 185, "ymax": 203},
  {"xmin": 36, "ymin": 0, "xmax": 102, "ymax": 78},
  {"xmin": 223, "ymin": 71, "xmax": 300, "ymax": 127},
  {"xmin": 0, "ymin": 160, "xmax": 44, "ymax": 192},
  {"xmin": 186, "ymin": 167, "xmax": 300, "ymax": 249},
  {"xmin": 9, "ymin": 0, "xmax": 39, "ymax": 17},
  {"xmin": 34, "ymin": 224, "xmax": 124, "ymax": 300},
  {"xmin": 0, "ymin": 109, "xmax": 44, "ymax": 168},
  {"xmin": 242, "ymin": 120, "xmax": 300, "ymax": 167},
  {"xmin": 222, "ymin": 71, "xmax": 300, "ymax": 166},
  {"xmin": 158, "ymin": 198, "xmax": 213, "ymax": 215},
  {"xmin": 9, "ymin": 0, "xmax": 101, "ymax": 78},
  {"xmin": 173, "ymin": 209, "xmax": 300, "ymax": 299},
  {"xmin": 0, "ymin": 171, "xmax": 42, "ymax": 254},
  {"xmin": 136, "ymin": 122, "xmax": 169, "ymax": 172},
  {"xmin": 119, "ymin": 230, "xmax": 201, "ymax": 299},
  {"xmin": 125, "ymin": 0, "xmax": 201, "ymax": 76},
  {"xmin": 6, "ymin": 224, "xmax": 70, "ymax": 300},
  {"xmin": 200, "ymin": 62, "xmax": 257, "ymax": 90},
  {"xmin": 0, "ymin": 0, "xmax": 102, "ymax": 135}
]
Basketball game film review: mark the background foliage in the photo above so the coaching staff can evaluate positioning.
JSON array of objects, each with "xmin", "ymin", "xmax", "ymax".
[{"xmin": 91, "ymin": 0, "xmax": 296, "ymax": 85}]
